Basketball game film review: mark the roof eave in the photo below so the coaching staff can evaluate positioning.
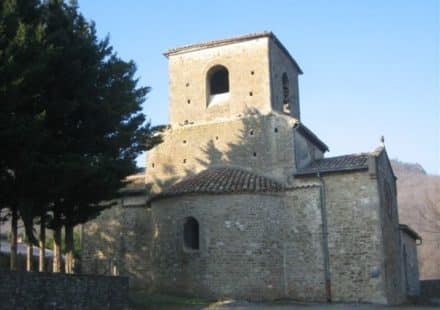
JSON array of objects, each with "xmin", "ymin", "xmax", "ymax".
[
  {"xmin": 399, "ymin": 224, "xmax": 422, "ymax": 242},
  {"xmin": 269, "ymin": 33, "xmax": 303, "ymax": 74},
  {"xmin": 295, "ymin": 166, "xmax": 369, "ymax": 177},
  {"xmin": 163, "ymin": 31, "xmax": 303, "ymax": 74},
  {"xmin": 164, "ymin": 31, "xmax": 272, "ymax": 57},
  {"xmin": 148, "ymin": 189, "xmax": 285, "ymax": 205},
  {"xmin": 296, "ymin": 123, "xmax": 329, "ymax": 152}
]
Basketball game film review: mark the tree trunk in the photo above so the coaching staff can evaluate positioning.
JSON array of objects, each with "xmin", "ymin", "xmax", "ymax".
[
  {"xmin": 52, "ymin": 225, "xmax": 61, "ymax": 272},
  {"xmin": 64, "ymin": 223, "xmax": 74, "ymax": 274},
  {"xmin": 39, "ymin": 215, "xmax": 46, "ymax": 272},
  {"xmin": 10, "ymin": 206, "xmax": 17, "ymax": 271},
  {"xmin": 26, "ymin": 241, "xmax": 33, "ymax": 271}
]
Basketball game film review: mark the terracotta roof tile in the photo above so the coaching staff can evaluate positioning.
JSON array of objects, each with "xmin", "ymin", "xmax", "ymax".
[{"xmin": 149, "ymin": 167, "xmax": 284, "ymax": 203}]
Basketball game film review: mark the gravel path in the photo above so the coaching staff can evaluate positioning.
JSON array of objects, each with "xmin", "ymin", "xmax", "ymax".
[{"xmin": 201, "ymin": 300, "xmax": 440, "ymax": 310}]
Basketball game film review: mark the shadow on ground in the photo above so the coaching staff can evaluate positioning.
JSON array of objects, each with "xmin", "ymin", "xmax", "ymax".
[
  {"xmin": 129, "ymin": 291, "xmax": 440, "ymax": 310},
  {"xmin": 129, "ymin": 291, "xmax": 209, "ymax": 309}
]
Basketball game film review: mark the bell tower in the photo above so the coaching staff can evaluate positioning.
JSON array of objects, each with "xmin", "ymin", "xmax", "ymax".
[
  {"xmin": 164, "ymin": 31, "xmax": 303, "ymax": 126},
  {"xmin": 146, "ymin": 32, "xmax": 323, "ymax": 192}
]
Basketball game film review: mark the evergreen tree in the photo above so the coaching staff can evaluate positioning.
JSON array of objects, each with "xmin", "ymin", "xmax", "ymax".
[
  {"xmin": 0, "ymin": 0, "xmax": 162, "ymax": 271},
  {"xmin": 39, "ymin": 0, "xmax": 161, "ymax": 271},
  {"xmin": 0, "ymin": 0, "xmax": 47, "ymax": 268}
]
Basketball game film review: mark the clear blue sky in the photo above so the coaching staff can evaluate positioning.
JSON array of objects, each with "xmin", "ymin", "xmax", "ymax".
[{"xmin": 78, "ymin": 1, "xmax": 439, "ymax": 174}]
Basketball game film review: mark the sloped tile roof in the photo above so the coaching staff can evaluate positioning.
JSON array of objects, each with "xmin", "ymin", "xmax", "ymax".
[
  {"xmin": 149, "ymin": 167, "xmax": 284, "ymax": 203},
  {"xmin": 295, "ymin": 154, "xmax": 370, "ymax": 176}
]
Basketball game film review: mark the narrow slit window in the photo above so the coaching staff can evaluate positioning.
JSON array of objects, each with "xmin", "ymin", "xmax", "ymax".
[
  {"xmin": 183, "ymin": 217, "xmax": 199, "ymax": 250},
  {"xmin": 282, "ymin": 73, "xmax": 290, "ymax": 113}
]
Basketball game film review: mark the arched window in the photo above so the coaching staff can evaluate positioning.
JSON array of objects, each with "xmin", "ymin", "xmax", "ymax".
[
  {"xmin": 208, "ymin": 65, "xmax": 229, "ymax": 95},
  {"xmin": 282, "ymin": 73, "xmax": 290, "ymax": 113},
  {"xmin": 183, "ymin": 217, "xmax": 199, "ymax": 250}
]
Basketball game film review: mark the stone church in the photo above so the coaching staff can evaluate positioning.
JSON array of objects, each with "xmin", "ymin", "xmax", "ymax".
[{"xmin": 82, "ymin": 32, "xmax": 421, "ymax": 304}]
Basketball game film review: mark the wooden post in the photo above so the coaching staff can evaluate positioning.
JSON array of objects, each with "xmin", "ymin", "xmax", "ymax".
[
  {"xmin": 52, "ymin": 225, "xmax": 61, "ymax": 273},
  {"xmin": 10, "ymin": 206, "xmax": 17, "ymax": 271},
  {"xmin": 26, "ymin": 242, "xmax": 33, "ymax": 271},
  {"xmin": 64, "ymin": 224, "xmax": 74, "ymax": 274},
  {"xmin": 39, "ymin": 215, "xmax": 46, "ymax": 272}
]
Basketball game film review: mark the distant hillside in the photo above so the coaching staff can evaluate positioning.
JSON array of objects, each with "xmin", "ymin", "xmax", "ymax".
[
  {"xmin": 391, "ymin": 160, "xmax": 427, "ymax": 176},
  {"xmin": 391, "ymin": 159, "xmax": 440, "ymax": 279}
]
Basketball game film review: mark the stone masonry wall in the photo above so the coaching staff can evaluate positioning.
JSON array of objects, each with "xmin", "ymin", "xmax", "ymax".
[
  {"xmin": 269, "ymin": 38, "xmax": 301, "ymax": 119},
  {"xmin": 297, "ymin": 170, "xmax": 388, "ymax": 303},
  {"xmin": 282, "ymin": 186, "xmax": 327, "ymax": 301},
  {"xmin": 0, "ymin": 271, "xmax": 128, "ymax": 310},
  {"xmin": 323, "ymin": 171, "xmax": 386, "ymax": 303},
  {"xmin": 294, "ymin": 130, "xmax": 324, "ymax": 170},
  {"xmin": 82, "ymin": 202, "xmax": 153, "ymax": 289},
  {"xmin": 151, "ymin": 193, "xmax": 285, "ymax": 300},
  {"xmin": 151, "ymin": 189, "xmax": 326, "ymax": 301},
  {"xmin": 375, "ymin": 150, "xmax": 406, "ymax": 304},
  {"xmin": 401, "ymin": 231, "xmax": 420, "ymax": 296},
  {"xmin": 146, "ymin": 114, "xmax": 297, "ymax": 193},
  {"xmin": 168, "ymin": 37, "xmax": 272, "ymax": 126}
]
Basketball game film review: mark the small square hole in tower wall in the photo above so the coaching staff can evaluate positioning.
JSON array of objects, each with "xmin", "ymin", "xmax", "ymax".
[
  {"xmin": 186, "ymin": 82, "xmax": 190, "ymax": 87},
  {"xmin": 249, "ymin": 91, "xmax": 253, "ymax": 96},
  {"xmin": 253, "ymin": 152, "xmax": 257, "ymax": 157},
  {"xmin": 250, "ymin": 70, "xmax": 254, "ymax": 75},
  {"xmin": 187, "ymin": 99, "xmax": 191, "ymax": 104},
  {"xmin": 274, "ymin": 128, "xmax": 278, "ymax": 133}
]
